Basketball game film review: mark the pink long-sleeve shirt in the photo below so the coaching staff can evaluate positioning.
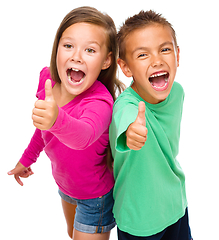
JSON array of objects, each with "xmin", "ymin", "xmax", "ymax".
[{"xmin": 20, "ymin": 67, "xmax": 114, "ymax": 199}]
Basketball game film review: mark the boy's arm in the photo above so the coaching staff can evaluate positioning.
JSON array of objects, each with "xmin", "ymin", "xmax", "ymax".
[{"xmin": 110, "ymin": 101, "xmax": 147, "ymax": 153}]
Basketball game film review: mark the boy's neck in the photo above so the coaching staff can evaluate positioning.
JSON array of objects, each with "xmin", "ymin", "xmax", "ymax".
[{"xmin": 131, "ymin": 82, "xmax": 166, "ymax": 104}]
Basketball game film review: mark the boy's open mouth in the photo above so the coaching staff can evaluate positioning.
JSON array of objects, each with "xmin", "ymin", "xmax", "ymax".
[
  {"xmin": 148, "ymin": 72, "xmax": 169, "ymax": 91},
  {"xmin": 67, "ymin": 68, "xmax": 85, "ymax": 84}
]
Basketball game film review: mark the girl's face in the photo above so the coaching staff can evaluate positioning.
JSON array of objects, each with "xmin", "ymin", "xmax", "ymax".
[{"xmin": 56, "ymin": 22, "xmax": 111, "ymax": 98}]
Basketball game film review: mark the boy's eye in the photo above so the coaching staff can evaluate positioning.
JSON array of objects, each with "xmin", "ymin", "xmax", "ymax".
[
  {"xmin": 86, "ymin": 48, "xmax": 95, "ymax": 53},
  {"xmin": 64, "ymin": 44, "xmax": 73, "ymax": 49},
  {"xmin": 137, "ymin": 53, "xmax": 148, "ymax": 58},
  {"xmin": 162, "ymin": 48, "xmax": 171, "ymax": 53}
]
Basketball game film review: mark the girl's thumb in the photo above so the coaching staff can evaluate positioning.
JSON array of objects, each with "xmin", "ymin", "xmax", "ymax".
[{"xmin": 45, "ymin": 79, "xmax": 54, "ymax": 102}]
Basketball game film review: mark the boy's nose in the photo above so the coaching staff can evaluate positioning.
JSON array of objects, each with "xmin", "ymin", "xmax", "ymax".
[{"xmin": 151, "ymin": 55, "xmax": 163, "ymax": 67}]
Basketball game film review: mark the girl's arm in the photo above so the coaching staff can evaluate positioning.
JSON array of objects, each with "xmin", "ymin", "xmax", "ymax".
[
  {"xmin": 19, "ymin": 128, "xmax": 45, "ymax": 167},
  {"xmin": 48, "ymin": 99, "xmax": 112, "ymax": 150},
  {"xmin": 8, "ymin": 128, "xmax": 45, "ymax": 185},
  {"xmin": 33, "ymin": 77, "xmax": 113, "ymax": 150},
  {"xmin": 8, "ymin": 162, "xmax": 34, "ymax": 186}
]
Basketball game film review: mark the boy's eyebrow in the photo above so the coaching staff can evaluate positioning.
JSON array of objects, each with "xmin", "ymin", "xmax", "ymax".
[
  {"xmin": 132, "ymin": 47, "xmax": 148, "ymax": 54},
  {"xmin": 132, "ymin": 41, "xmax": 174, "ymax": 54},
  {"xmin": 159, "ymin": 41, "xmax": 174, "ymax": 48}
]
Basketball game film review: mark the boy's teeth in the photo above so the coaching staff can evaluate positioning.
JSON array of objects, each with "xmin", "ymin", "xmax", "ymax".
[{"xmin": 150, "ymin": 72, "xmax": 167, "ymax": 78}]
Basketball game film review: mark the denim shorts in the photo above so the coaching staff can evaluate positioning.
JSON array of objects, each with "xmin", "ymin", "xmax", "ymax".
[{"xmin": 58, "ymin": 188, "xmax": 116, "ymax": 234}]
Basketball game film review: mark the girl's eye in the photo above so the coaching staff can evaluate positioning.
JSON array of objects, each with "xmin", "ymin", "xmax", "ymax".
[
  {"xmin": 64, "ymin": 44, "xmax": 73, "ymax": 49},
  {"xmin": 86, "ymin": 48, "xmax": 95, "ymax": 53}
]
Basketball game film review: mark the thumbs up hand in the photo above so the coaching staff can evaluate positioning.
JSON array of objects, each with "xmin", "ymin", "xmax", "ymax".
[
  {"xmin": 32, "ymin": 79, "xmax": 58, "ymax": 130},
  {"xmin": 126, "ymin": 101, "xmax": 148, "ymax": 150}
]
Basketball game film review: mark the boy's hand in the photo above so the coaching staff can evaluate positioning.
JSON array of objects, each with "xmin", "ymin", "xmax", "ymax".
[
  {"xmin": 32, "ymin": 79, "xmax": 58, "ymax": 130},
  {"xmin": 126, "ymin": 101, "xmax": 148, "ymax": 150},
  {"xmin": 7, "ymin": 162, "xmax": 34, "ymax": 186}
]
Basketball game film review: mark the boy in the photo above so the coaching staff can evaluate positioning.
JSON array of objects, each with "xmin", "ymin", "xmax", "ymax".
[{"xmin": 109, "ymin": 10, "xmax": 192, "ymax": 240}]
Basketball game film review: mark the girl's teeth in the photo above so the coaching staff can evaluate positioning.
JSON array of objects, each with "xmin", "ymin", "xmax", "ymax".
[{"xmin": 67, "ymin": 71, "xmax": 71, "ymax": 81}]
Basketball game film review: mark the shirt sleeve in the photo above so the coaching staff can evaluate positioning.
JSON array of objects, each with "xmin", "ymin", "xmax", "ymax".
[
  {"xmin": 48, "ymin": 98, "xmax": 113, "ymax": 150},
  {"xmin": 19, "ymin": 128, "xmax": 45, "ymax": 167},
  {"xmin": 19, "ymin": 68, "xmax": 50, "ymax": 167},
  {"xmin": 110, "ymin": 102, "xmax": 138, "ymax": 153}
]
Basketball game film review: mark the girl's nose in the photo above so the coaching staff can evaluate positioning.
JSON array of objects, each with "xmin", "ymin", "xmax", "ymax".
[{"xmin": 71, "ymin": 49, "xmax": 83, "ymax": 63}]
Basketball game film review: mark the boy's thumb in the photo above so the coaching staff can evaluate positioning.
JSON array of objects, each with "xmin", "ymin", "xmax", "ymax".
[
  {"xmin": 135, "ymin": 101, "xmax": 146, "ymax": 126},
  {"xmin": 45, "ymin": 79, "xmax": 53, "ymax": 102}
]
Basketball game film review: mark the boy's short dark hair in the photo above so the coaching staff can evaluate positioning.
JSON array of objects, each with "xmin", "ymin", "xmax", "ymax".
[{"xmin": 118, "ymin": 10, "xmax": 178, "ymax": 60}]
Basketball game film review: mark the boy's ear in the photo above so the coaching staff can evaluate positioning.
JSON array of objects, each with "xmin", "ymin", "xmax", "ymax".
[
  {"xmin": 117, "ymin": 58, "xmax": 133, "ymax": 78},
  {"xmin": 102, "ymin": 52, "xmax": 112, "ymax": 70},
  {"xmin": 176, "ymin": 46, "xmax": 180, "ymax": 67}
]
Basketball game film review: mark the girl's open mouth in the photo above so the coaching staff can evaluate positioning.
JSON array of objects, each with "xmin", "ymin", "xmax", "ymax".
[
  {"xmin": 149, "ymin": 72, "xmax": 169, "ymax": 91},
  {"xmin": 67, "ymin": 68, "xmax": 85, "ymax": 85}
]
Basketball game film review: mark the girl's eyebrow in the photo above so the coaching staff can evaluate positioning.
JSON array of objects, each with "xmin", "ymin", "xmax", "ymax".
[
  {"xmin": 60, "ymin": 37, "xmax": 73, "ymax": 41},
  {"xmin": 60, "ymin": 37, "xmax": 101, "ymax": 47}
]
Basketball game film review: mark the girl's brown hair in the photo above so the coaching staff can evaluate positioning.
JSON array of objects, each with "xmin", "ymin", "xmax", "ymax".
[{"xmin": 50, "ymin": 6, "xmax": 124, "ymax": 101}]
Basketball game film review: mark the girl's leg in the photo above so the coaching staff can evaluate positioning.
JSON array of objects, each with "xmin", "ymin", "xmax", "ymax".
[
  {"xmin": 61, "ymin": 198, "xmax": 77, "ymax": 239},
  {"xmin": 73, "ymin": 229, "xmax": 110, "ymax": 240}
]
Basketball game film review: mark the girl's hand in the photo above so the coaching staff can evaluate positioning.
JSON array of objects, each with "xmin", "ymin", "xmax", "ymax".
[
  {"xmin": 32, "ymin": 79, "xmax": 59, "ymax": 130},
  {"xmin": 126, "ymin": 102, "xmax": 148, "ymax": 150},
  {"xmin": 8, "ymin": 162, "xmax": 34, "ymax": 186}
]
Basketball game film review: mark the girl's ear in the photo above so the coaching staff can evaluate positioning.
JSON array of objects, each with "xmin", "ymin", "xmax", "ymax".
[
  {"xmin": 102, "ymin": 52, "xmax": 112, "ymax": 70},
  {"xmin": 117, "ymin": 58, "xmax": 133, "ymax": 77}
]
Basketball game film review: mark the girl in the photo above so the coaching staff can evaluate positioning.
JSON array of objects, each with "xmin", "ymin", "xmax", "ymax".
[{"xmin": 8, "ymin": 6, "xmax": 123, "ymax": 240}]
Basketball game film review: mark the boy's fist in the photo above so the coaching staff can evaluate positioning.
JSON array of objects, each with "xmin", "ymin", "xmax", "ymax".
[
  {"xmin": 32, "ymin": 79, "xmax": 58, "ymax": 130},
  {"xmin": 126, "ymin": 101, "xmax": 148, "ymax": 150}
]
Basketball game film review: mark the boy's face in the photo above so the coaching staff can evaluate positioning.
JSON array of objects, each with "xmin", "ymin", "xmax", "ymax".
[{"xmin": 118, "ymin": 24, "xmax": 179, "ymax": 104}]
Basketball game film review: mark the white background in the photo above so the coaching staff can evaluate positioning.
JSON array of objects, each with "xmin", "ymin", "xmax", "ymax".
[{"xmin": 1, "ymin": 0, "xmax": 218, "ymax": 239}]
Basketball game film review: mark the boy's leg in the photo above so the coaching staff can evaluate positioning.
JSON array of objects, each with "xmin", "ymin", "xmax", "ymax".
[
  {"xmin": 117, "ymin": 228, "xmax": 137, "ymax": 240},
  {"xmin": 61, "ymin": 198, "xmax": 77, "ymax": 238},
  {"xmin": 117, "ymin": 209, "xmax": 192, "ymax": 240},
  {"xmin": 162, "ymin": 208, "xmax": 192, "ymax": 240}
]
